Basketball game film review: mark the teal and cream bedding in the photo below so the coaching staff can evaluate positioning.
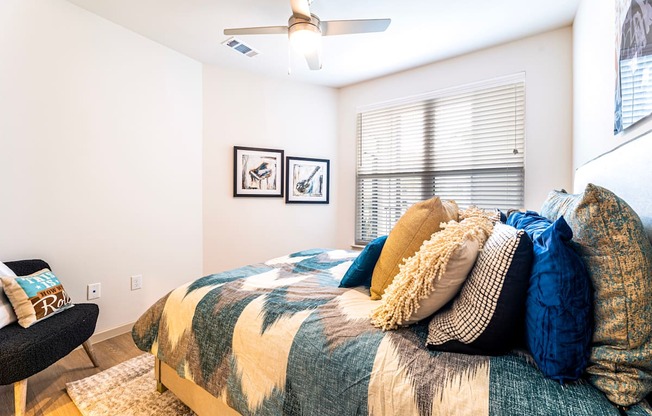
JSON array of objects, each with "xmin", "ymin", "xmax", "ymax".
[{"xmin": 133, "ymin": 249, "xmax": 652, "ymax": 415}]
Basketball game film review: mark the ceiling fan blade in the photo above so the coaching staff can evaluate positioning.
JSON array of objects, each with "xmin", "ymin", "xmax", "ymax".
[
  {"xmin": 321, "ymin": 19, "xmax": 391, "ymax": 36},
  {"xmin": 303, "ymin": 48, "xmax": 322, "ymax": 71},
  {"xmin": 224, "ymin": 26, "xmax": 288, "ymax": 36},
  {"xmin": 290, "ymin": 0, "xmax": 311, "ymax": 20}
]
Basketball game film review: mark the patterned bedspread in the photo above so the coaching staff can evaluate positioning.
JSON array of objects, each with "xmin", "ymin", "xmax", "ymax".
[{"xmin": 133, "ymin": 249, "xmax": 652, "ymax": 416}]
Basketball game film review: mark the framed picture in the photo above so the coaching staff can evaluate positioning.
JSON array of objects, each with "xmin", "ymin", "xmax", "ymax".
[
  {"xmin": 615, "ymin": 0, "xmax": 652, "ymax": 134},
  {"xmin": 233, "ymin": 146, "xmax": 284, "ymax": 197},
  {"xmin": 286, "ymin": 157, "xmax": 330, "ymax": 204}
]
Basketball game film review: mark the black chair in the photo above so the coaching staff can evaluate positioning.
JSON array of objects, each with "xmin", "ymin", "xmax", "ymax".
[{"xmin": 0, "ymin": 259, "xmax": 99, "ymax": 416}]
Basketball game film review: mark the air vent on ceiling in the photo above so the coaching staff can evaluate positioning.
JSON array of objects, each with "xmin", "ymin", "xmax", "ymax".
[{"xmin": 222, "ymin": 37, "xmax": 259, "ymax": 58}]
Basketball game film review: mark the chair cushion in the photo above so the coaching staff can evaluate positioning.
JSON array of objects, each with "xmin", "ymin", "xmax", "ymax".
[{"xmin": 0, "ymin": 303, "xmax": 99, "ymax": 385}]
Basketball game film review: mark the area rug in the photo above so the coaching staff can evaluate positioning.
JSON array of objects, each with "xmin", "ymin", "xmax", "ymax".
[{"xmin": 66, "ymin": 353, "xmax": 196, "ymax": 416}]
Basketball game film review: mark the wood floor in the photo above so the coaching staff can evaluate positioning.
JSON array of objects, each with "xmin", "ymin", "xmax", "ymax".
[{"xmin": 0, "ymin": 332, "xmax": 142, "ymax": 416}]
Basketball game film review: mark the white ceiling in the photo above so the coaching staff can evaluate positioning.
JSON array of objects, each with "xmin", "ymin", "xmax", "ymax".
[{"xmin": 65, "ymin": 0, "xmax": 580, "ymax": 88}]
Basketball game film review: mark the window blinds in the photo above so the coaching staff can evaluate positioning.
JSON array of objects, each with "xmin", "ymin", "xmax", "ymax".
[
  {"xmin": 355, "ymin": 76, "xmax": 525, "ymax": 244},
  {"xmin": 619, "ymin": 55, "xmax": 652, "ymax": 129}
]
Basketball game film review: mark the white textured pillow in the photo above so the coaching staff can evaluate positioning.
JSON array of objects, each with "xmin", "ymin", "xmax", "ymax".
[
  {"xmin": 0, "ymin": 262, "xmax": 15, "ymax": 277},
  {"xmin": 0, "ymin": 261, "xmax": 18, "ymax": 329},
  {"xmin": 370, "ymin": 208, "xmax": 495, "ymax": 331}
]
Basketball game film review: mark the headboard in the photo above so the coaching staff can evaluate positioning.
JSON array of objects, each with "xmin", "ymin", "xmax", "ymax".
[{"xmin": 574, "ymin": 132, "xmax": 652, "ymax": 244}]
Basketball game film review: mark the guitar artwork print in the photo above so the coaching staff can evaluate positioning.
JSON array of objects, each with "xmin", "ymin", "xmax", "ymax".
[
  {"xmin": 286, "ymin": 157, "xmax": 329, "ymax": 204},
  {"xmin": 295, "ymin": 165, "xmax": 322, "ymax": 194}
]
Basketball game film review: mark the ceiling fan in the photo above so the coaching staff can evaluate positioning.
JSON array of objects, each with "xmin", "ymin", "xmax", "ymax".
[{"xmin": 223, "ymin": 0, "xmax": 391, "ymax": 70}]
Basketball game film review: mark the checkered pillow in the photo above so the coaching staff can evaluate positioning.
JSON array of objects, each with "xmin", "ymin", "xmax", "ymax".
[{"xmin": 426, "ymin": 223, "xmax": 533, "ymax": 355}]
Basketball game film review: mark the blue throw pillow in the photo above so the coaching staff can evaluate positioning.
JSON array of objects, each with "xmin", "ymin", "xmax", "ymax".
[
  {"xmin": 507, "ymin": 211, "xmax": 592, "ymax": 383},
  {"xmin": 339, "ymin": 236, "xmax": 388, "ymax": 288}
]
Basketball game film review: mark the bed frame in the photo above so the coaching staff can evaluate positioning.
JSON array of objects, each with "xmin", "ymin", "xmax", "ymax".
[
  {"xmin": 154, "ymin": 131, "xmax": 652, "ymax": 416},
  {"xmin": 155, "ymin": 358, "xmax": 241, "ymax": 415}
]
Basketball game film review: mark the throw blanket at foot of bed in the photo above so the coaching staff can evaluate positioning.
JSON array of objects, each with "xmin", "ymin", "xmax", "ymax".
[{"xmin": 132, "ymin": 249, "xmax": 651, "ymax": 416}]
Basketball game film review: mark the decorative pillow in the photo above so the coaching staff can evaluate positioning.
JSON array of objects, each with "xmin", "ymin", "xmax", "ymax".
[
  {"xmin": 426, "ymin": 223, "xmax": 533, "ymax": 355},
  {"xmin": 0, "ymin": 262, "xmax": 15, "ymax": 277},
  {"xmin": 507, "ymin": 211, "xmax": 592, "ymax": 382},
  {"xmin": 541, "ymin": 184, "xmax": 652, "ymax": 406},
  {"xmin": 1, "ymin": 269, "xmax": 73, "ymax": 328},
  {"xmin": 0, "ymin": 262, "xmax": 17, "ymax": 330},
  {"xmin": 370, "ymin": 197, "xmax": 458, "ymax": 300},
  {"xmin": 339, "ymin": 235, "xmax": 388, "ymax": 288},
  {"xmin": 370, "ymin": 210, "xmax": 494, "ymax": 331}
]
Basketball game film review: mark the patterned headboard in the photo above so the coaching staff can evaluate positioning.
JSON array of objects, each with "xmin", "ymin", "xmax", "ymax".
[{"xmin": 574, "ymin": 132, "xmax": 652, "ymax": 244}]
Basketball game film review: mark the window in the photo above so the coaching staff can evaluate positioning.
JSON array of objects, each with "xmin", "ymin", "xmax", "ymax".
[
  {"xmin": 355, "ymin": 74, "xmax": 525, "ymax": 244},
  {"xmin": 618, "ymin": 53, "xmax": 652, "ymax": 130}
]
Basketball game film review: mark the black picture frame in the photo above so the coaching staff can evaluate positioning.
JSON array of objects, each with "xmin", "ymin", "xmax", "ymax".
[
  {"xmin": 285, "ymin": 156, "xmax": 330, "ymax": 204},
  {"xmin": 233, "ymin": 146, "xmax": 284, "ymax": 197}
]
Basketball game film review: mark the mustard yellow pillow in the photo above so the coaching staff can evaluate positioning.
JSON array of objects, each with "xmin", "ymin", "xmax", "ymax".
[{"xmin": 370, "ymin": 197, "xmax": 458, "ymax": 300}]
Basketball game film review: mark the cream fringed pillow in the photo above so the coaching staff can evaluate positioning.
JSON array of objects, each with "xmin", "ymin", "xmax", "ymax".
[{"xmin": 371, "ymin": 207, "xmax": 495, "ymax": 331}]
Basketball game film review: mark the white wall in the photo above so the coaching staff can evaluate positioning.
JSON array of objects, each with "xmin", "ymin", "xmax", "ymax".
[
  {"xmin": 202, "ymin": 66, "xmax": 339, "ymax": 273},
  {"xmin": 336, "ymin": 28, "xmax": 573, "ymax": 247},
  {"xmin": 573, "ymin": 0, "xmax": 652, "ymax": 170},
  {"xmin": 0, "ymin": 0, "xmax": 203, "ymax": 334}
]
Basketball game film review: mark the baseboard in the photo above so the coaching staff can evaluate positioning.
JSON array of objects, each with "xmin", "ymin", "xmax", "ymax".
[{"xmin": 89, "ymin": 322, "xmax": 135, "ymax": 344}]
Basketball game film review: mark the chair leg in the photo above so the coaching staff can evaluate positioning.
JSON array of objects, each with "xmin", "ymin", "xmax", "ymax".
[
  {"xmin": 82, "ymin": 340, "xmax": 99, "ymax": 367},
  {"xmin": 14, "ymin": 379, "xmax": 27, "ymax": 416}
]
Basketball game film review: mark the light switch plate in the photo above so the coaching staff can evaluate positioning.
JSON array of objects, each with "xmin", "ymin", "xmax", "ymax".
[{"xmin": 131, "ymin": 275, "xmax": 142, "ymax": 291}]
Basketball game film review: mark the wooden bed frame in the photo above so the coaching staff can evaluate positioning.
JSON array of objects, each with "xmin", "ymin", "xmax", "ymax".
[
  {"xmin": 153, "ymin": 132, "xmax": 652, "ymax": 416},
  {"xmin": 155, "ymin": 358, "xmax": 241, "ymax": 416}
]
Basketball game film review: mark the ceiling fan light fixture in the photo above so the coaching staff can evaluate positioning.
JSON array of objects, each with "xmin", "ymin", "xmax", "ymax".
[
  {"xmin": 288, "ymin": 16, "xmax": 321, "ymax": 55},
  {"xmin": 224, "ymin": 1, "xmax": 390, "ymax": 71}
]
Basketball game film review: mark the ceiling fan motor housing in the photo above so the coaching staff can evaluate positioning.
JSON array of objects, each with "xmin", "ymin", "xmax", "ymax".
[{"xmin": 288, "ymin": 14, "xmax": 322, "ymax": 37}]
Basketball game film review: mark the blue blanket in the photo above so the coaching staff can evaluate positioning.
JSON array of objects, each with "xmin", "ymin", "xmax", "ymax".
[{"xmin": 133, "ymin": 249, "xmax": 651, "ymax": 415}]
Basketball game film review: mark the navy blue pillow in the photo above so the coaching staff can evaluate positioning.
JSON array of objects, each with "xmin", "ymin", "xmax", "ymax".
[
  {"xmin": 507, "ymin": 211, "xmax": 592, "ymax": 382},
  {"xmin": 339, "ymin": 236, "xmax": 387, "ymax": 288}
]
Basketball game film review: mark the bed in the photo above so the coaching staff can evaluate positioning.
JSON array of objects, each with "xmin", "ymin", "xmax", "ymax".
[{"xmin": 133, "ymin": 132, "xmax": 652, "ymax": 416}]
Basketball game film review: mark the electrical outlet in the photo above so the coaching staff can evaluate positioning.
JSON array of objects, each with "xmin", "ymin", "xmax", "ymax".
[
  {"xmin": 87, "ymin": 283, "xmax": 101, "ymax": 300},
  {"xmin": 131, "ymin": 275, "xmax": 142, "ymax": 291}
]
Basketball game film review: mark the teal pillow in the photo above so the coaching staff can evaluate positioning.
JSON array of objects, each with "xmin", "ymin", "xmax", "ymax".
[
  {"xmin": 507, "ymin": 211, "xmax": 592, "ymax": 383},
  {"xmin": 339, "ymin": 236, "xmax": 387, "ymax": 288}
]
